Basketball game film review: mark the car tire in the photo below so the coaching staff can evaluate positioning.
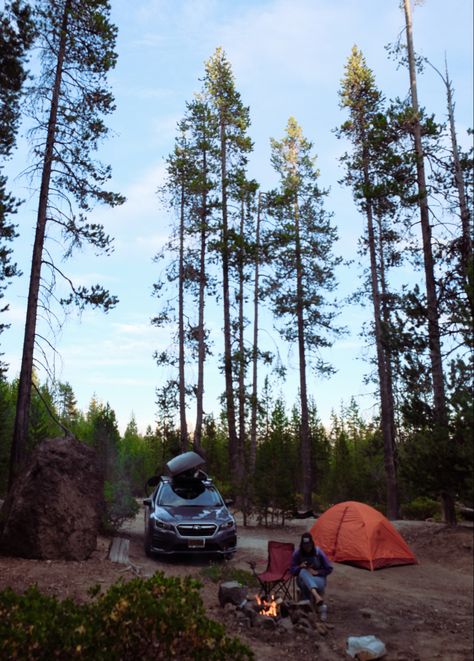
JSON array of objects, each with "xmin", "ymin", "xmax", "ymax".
[{"xmin": 144, "ymin": 527, "xmax": 154, "ymax": 558}]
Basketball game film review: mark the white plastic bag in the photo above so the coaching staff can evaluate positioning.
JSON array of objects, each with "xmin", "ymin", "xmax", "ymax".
[{"xmin": 346, "ymin": 635, "xmax": 387, "ymax": 659}]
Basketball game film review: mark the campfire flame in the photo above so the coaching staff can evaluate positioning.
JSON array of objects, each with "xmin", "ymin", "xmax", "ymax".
[{"xmin": 255, "ymin": 594, "xmax": 279, "ymax": 618}]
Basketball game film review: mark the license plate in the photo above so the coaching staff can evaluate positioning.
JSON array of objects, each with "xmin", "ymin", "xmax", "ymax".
[{"xmin": 188, "ymin": 538, "xmax": 205, "ymax": 548}]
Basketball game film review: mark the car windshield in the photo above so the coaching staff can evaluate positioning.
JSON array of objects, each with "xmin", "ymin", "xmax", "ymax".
[{"xmin": 158, "ymin": 482, "xmax": 223, "ymax": 507}]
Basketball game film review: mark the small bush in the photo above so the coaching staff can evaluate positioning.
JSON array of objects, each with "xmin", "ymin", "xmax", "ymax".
[
  {"xmin": 102, "ymin": 478, "xmax": 139, "ymax": 533},
  {"xmin": 311, "ymin": 493, "xmax": 332, "ymax": 515},
  {"xmin": 0, "ymin": 573, "xmax": 253, "ymax": 660},
  {"xmin": 400, "ymin": 496, "xmax": 442, "ymax": 521}
]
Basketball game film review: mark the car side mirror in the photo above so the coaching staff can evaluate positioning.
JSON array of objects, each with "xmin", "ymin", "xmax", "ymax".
[
  {"xmin": 143, "ymin": 497, "xmax": 152, "ymax": 507},
  {"xmin": 144, "ymin": 475, "xmax": 161, "ymax": 497},
  {"xmin": 225, "ymin": 499, "xmax": 234, "ymax": 507}
]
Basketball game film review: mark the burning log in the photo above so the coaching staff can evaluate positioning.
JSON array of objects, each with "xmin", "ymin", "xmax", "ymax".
[{"xmin": 254, "ymin": 594, "xmax": 282, "ymax": 618}]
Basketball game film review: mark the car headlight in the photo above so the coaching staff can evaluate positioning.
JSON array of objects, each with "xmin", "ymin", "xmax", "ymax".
[
  {"xmin": 219, "ymin": 518, "xmax": 236, "ymax": 531},
  {"xmin": 154, "ymin": 517, "xmax": 174, "ymax": 531}
]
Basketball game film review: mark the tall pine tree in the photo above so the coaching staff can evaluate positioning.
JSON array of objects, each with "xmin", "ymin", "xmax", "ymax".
[
  {"xmin": 338, "ymin": 46, "xmax": 401, "ymax": 518},
  {"xmin": 266, "ymin": 117, "xmax": 341, "ymax": 510},
  {"xmin": 203, "ymin": 48, "xmax": 253, "ymax": 497},
  {"xmin": 10, "ymin": 0, "xmax": 124, "ymax": 487},
  {"xmin": 401, "ymin": 0, "xmax": 454, "ymax": 522}
]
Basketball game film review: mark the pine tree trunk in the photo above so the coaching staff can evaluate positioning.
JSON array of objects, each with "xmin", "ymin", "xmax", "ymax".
[
  {"xmin": 441, "ymin": 492, "xmax": 457, "ymax": 527},
  {"xmin": 298, "ymin": 326, "xmax": 312, "ymax": 510},
  {"xmin": 377, "ymin": 216, "xmax": 398, "ymax": 503},
  {"xmin": 237, "ymin": 197, "xmax": 247, "ymax": 511},
  {"xmin": 403, "ymin": 0, "xmax": 447, "ymax": 427},
  {"xmin": 444, "ymin": 66, "xmax": 474, "ymax": 320},
  {"xmin": 193, "ymin": 177, "xmax": 208, "ymax": 451},
  {"xmin": 238, "ymin": 199, "xmax": 246, "ymax": 468},
  {"xmin": 249, "ymin": 193, "xmax": 262, "ymax": 473},
  {"xmin": 367, "ymin": 205, "xmax": 399, "ymax": 519},
  {"xmin": 294, "ymin": 197, "xmax": 312, "ymax": 510},
  {"xmin": 364, "ymin": 152, "xmax": 399, "ymax": 518},
  {"xmin": 219, "ymin": 116, "xmax": 240, "ymax": 493},
  {"xmin": 404, "ymin": 0, "xmax": 453, "ymax": 524},
  {"xmin": 178, "ymin": 181, "xmax": 188, "ymax": 451},
  {"xmin": 9, "ymin": 0, "xmax": 71, "ymax": 489}
]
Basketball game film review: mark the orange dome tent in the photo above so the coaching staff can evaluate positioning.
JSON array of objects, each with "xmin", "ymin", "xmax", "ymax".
[{"xmin": 310, "ymin": 501, "xmax": 417, "ymax": 571}]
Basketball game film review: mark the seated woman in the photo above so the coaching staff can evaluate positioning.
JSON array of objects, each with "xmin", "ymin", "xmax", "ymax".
[{"xmin": 290, "ymin": 532, "xmax": 333, "ymax": 621}]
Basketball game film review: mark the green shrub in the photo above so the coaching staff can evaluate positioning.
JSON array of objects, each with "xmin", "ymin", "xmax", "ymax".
[
  {"xmin": 400, "ymin": 496, "xmax": 442, "ymax": 521},
  {"xmin": 102, "ymin": 478, "xmax": 139, "ymax": 533},
  {"xmin": 311, "ymin": 493, "xmax": 330, "ymax": 514},
  {"xmin": 0, "ymin": 573, "xmax": 253, "ymax": 660}
]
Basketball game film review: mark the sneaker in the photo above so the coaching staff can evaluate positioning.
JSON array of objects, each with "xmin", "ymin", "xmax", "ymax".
[
  {"xmin": 319, "ymin": 603, "xmax": 328, "ymax": 622},
  {"xmin": 310, "ymin": 590, "xmax": 322, "ymax": 610}
]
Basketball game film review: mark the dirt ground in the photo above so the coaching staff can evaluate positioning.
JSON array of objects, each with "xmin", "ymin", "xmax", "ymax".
[{"xmin": 0, "ymin": 507, "xmax": 472, "ymax": 660}]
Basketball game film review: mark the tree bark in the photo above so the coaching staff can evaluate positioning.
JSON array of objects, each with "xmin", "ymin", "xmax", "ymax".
[
  {"xmin": 193, "ymin": 155, "xmax": 208, "ymax": 451},
  {"xmin": 219, "ymin": 115, "xmax": 241, "ymax": 493},
  {"xmin": 9, "ymin": 0, "xmax": 71, "ymax": 489},
  {"xmin": 294, "ymin": 196, "xmax": 312, "ymax": 510},
  {"xmin": 178, "ymin": 179, "xmax": 188, "ymax": 451},
  {"xmin": 377, "ymin": 216, "xmax": 398, "ymax": 500},
  {"xmin": 364, "ymin": 148, "xmax": 399, "ymax": 519},
  {"xmin": 404, "ymin": 0, "xmax": 453, "ymax": 524},
  {"xmin": 236, "ymin": 196, "xmax": 248, "ymax": 519},
  {"xmin": 443, "ymin": 63, "xmax": 474, "ymax": 320},
  {"xmin": 441, "ymin": 492, "xmax": 457, "ymax": 527},
  {"xmin": 403, "ymin": 0, "xmax": 447, "ymax": 427},
  {"xmin": 237, "ymin": 197, "xmax": 246, "ymax": 470},
  {"xmin": 249, "ymin": 193, "xmax": 262, "ymax": 473}
]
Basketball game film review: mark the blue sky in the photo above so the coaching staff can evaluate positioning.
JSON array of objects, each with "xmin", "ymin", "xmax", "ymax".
[{"xmin": 3, "ymin": 0, "xmax": 473, "ymax": 434}]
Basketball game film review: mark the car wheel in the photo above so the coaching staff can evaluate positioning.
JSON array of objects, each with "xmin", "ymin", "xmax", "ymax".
[{"xmin": 144, "ymin": 527, "xmax": 154, "ymax": 558}]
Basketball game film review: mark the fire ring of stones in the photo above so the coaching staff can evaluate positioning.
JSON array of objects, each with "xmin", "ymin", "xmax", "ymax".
[{"xmin": 217, "ymin": 581, "xmax": 331, "ymax": 637}]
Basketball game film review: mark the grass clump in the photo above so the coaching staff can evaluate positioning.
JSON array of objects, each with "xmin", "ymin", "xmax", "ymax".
[{"xmin": 201, "ymin": 562, "xmax": 259, "ymax": 589}]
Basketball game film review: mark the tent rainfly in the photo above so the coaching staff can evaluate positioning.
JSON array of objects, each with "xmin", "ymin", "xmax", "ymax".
[{"xmin": 310, "ymin": 501, "xmax": 417, "ymax": 571}]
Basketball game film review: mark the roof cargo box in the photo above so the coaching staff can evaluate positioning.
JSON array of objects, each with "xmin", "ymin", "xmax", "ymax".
[{"xmin": 165, "ymin": 451, "xmax": 206, "ymax": 478}]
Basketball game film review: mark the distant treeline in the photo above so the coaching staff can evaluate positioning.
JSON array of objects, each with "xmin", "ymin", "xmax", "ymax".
[{"xmin": 0, "ymin": 378, "xmax": 471, "ymax": 525}]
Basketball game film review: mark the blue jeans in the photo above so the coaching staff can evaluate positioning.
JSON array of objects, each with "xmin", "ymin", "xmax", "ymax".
[{"xmin": 297, "ymin": 569, "xmax": 326, "ymax": 600}]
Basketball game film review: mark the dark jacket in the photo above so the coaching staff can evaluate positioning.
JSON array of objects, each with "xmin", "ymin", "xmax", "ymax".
[{"xmin": 290, "ymin": 546, "xmax": 333, "ymax": 578}]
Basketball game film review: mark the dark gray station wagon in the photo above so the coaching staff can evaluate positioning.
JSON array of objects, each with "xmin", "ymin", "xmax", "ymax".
[{"xmin": 143, "ymin": 451, "xmax": 237, "ymax": 558}]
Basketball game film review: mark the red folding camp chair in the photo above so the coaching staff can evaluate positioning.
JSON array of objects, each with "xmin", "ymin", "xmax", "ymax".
[{"xmin": 249, "ymin": 540, "xmax": 295, "ymax": 601}]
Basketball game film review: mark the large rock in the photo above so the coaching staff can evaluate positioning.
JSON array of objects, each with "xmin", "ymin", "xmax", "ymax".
[
  {"xmin": 0, "ymin": 437, "xmax": 102, "ymax": 560},
  {"xmin": 218, "ymin": 581, "xmax": 248, "ymax": 607}
]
